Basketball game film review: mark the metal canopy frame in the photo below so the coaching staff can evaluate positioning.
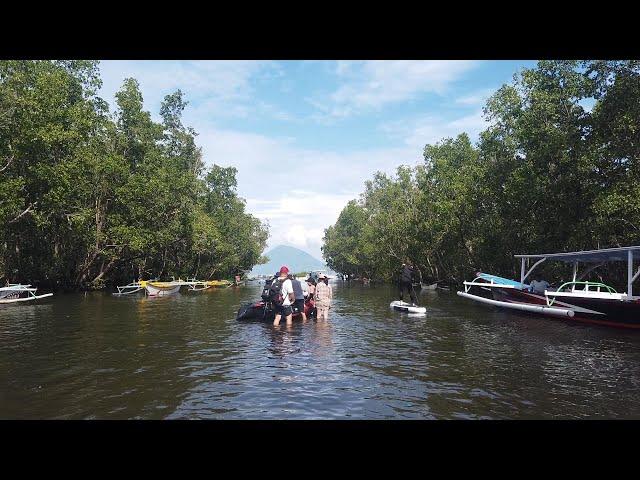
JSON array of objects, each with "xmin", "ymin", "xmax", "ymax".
[{"xmin": 515, "ymin": 246, "xmax": 640, "ymax": 297}]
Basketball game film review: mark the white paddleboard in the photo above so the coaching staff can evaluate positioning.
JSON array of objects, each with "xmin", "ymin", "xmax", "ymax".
[{"xmin": 390, "ymin": 300, "xmax": 426, "ymax": 314}]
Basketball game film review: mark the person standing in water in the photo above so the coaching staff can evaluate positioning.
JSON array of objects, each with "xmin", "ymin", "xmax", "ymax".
[
  {"xmin": 306, "ymin": 277, "xmax": 316, "ymax": 299},
  {"xmin": 315, "ymin": 274, "xmax": 333, "ymax": 321},
  {"xmin": 273, "ymin": 266, "xmax": 295, "ymax": 326},
  {"xmin": 398, "ymin": 260, "xmax": 419, "ymax": 306},
  {"xmin": 289, "ymin": 274, "xmax": 308, "ymax": 321},
  {"xmin": 305, "ymin": 277, "xmax": 316, "ymax": 317}
]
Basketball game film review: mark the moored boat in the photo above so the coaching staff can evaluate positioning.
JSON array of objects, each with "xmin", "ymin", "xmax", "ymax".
[
  {"xmin": 115, "ymin": 278, "xmax": 231, "ymax": 296},
  {"xmin": 0, "ymin": 284, "xmax": 53, "ymax": 304},
  {"xmin": 458, "ymin": 246, "xmax": 640, "ymax": 329},
  {"xmin": 142, "ymin": 280, "xmax": 182, "ymax": 296}
]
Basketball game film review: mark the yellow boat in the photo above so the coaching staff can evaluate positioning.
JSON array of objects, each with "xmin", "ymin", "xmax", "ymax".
[
  {"xmin": 206, "ymin": 280, "xmax": 232, "ymax": 288},
  {"xmin": 116, "ymin": 278, "xmax": 232, "ymax": 296}
]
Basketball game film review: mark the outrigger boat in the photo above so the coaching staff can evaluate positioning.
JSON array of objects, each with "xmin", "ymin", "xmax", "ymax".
[
  {"xmin": 0, "ymin": 284, "xmax": 53, "ymax": 304},
  {"xmin": 458, "ymin": 246, "xmax": 640, "ymax": 329},
  {"xmin": 115, "ymin": 278, "xmax": 232, "ymax": 297}
]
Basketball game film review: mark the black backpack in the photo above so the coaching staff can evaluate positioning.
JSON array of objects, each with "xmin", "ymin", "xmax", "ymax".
[
  {"xmin": 267, "ymin": 278, "xmax": 285, "ymax": 306},
  {"xmin": 261, "ymin": 278, "xmax": 274, "ymax": 301}
]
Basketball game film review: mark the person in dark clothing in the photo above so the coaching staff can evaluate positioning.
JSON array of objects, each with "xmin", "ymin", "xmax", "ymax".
[
  {"xmin": 289, "ymin": 274, "xmax": 307, "ymax": 321},
  {"xmin": 398, "ymin": 261, "xmax": 419, "ymax": 306}
]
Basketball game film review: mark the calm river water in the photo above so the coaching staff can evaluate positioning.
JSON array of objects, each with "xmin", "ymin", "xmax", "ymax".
[{"xmin": 1, "ymin": 282, "xmax": 639, "ymax": 419}]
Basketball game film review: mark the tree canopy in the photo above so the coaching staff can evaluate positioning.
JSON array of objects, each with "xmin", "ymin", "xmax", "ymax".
[
  {"xmin": 322, "ymin": 61, "xmax": 640, "ymax": 285},
  {"xmin": 0, "ymin": 60, "xmax": 268, "ymax": 289}
]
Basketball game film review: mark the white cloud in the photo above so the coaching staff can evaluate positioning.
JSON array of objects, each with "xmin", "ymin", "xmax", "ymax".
[
  {"xmin": 381, "ymin": 110, "xmax": 488, "ymax": 150},
  {"xmin": 311, "ymin": 60, "xmax": 479, "ymax": 121},
  {"xmin": 98, "ymin": 60, "xmax": 279, "ymax": 121},
  {"xmin": 192, "ymin": 107, "xmax": 489, "ymax": 258},
  {"xmin": 455, "ymin": 88, "xmax": 496, "ymax": 106},
  {"xmin": 243, "ymin": 193, "xmax": 356, "ymax": 258},
  {"xmin": 196, "ymin": 127, "xmax": 421, "ymax": 258},
  {"xmin": 94, "ymin": 60, "xmax": 496, "ymax": 259}
]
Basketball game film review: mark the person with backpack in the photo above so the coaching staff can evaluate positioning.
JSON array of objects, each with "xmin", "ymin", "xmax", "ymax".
[
  {"xmin": 289, "ymin": 274, "xmax": 308, "ymax": 321},
  {"xmin": 272, "ymin": 266, "xmax": 295, "ymax": 326}
]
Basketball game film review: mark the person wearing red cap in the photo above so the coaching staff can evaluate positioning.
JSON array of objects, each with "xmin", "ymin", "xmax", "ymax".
[{"xmin": 273, "ymin": 266, "xmax": 295, "ymax": 326}]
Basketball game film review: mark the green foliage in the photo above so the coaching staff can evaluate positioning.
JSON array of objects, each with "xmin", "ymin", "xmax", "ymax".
[
  {"xmin": 323, "ymin": 60, "xmax": 640, "ymax": 284},
  {"xmin": 0, "ymin": 61, "xmax": 268, "ymax": 289}
]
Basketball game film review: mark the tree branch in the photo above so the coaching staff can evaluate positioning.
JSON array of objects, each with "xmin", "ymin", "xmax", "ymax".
[
  {"xmin": 9, "ymin": 202, "xmax": 37, "ymax": 224},
  {"xmin": 0, "ymin": 154, "xmax": 14, "ymax": 173},
  {"xmin": 0, "ymin": 144, "xmax": 14, "ymax": 173}
]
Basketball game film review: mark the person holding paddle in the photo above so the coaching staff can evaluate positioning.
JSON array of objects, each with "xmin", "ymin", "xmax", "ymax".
[{"xmin": 398, "ymin": 260, "xmax": 419, "ymax": 306}]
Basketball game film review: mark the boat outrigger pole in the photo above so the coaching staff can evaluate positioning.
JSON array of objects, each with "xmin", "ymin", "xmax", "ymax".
[{"xmin": 629, "ymin": 249, "xmax": 640, "ymax": 298}]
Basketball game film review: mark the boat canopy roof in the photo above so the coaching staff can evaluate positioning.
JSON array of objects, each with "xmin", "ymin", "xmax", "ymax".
[{"xmin": 515, "ymin": 245, "xmax": 640, "ymax": 263}]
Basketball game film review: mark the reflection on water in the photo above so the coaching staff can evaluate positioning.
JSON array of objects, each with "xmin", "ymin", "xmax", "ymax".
[{"xmin": 1, "ymin": 283, "xmax": 640, "ymax": 419}]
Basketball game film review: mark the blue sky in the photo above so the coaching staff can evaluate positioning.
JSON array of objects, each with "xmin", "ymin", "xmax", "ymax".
[{"xmin": 98, "ymin": 60, "xmax": 537, "ymax": 259}]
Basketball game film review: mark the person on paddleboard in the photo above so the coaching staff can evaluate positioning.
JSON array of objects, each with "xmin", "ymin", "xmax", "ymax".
[{"xmin": 398, "ymin": 260, "xmax": 419, "ymax": 306}]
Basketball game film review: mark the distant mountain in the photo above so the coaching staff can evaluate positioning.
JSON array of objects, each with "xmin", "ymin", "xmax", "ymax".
[{"xmin": 250, "ymin": 245, "xmax": 327, "ymax": 276}]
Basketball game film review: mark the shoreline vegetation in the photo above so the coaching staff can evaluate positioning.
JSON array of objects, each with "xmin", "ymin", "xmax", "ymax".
[
  {"xmin": 322, "ymin": 61, "xmax": 640, "ymax": 290},
  {"xmin": 0, "ymin": 61, "xmax": 269, "ymax": 291}
]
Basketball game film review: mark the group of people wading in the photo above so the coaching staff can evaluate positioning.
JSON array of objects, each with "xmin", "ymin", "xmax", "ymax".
[
  {"xmin": 262, "ymin": 261, "xmax": 419, "ymax": 326},
  {"xmin": 268, "ymin": 266, "xmax": 333, "ymax": 326}
]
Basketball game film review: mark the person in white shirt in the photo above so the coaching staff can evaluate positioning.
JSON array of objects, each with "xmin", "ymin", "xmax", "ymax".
[{"xmin": 273, "ymin": 266, "xmax": 295, "ymax": 326}]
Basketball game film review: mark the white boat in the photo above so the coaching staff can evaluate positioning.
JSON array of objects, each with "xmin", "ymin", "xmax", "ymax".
[
  {"xmin": 458, "ymin": 245, "xmax": 640, "ymax": 329},
  {"xmin": 0, "ymin": 284, "xmax": 53, "ymax": 304},
  {"xmin": 142, "ymin": 281, "xmax": 182, "ymax": 296},
  {"xmin": 421, "ymin": 282, "xmax": 438, "ymax": 290}
]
